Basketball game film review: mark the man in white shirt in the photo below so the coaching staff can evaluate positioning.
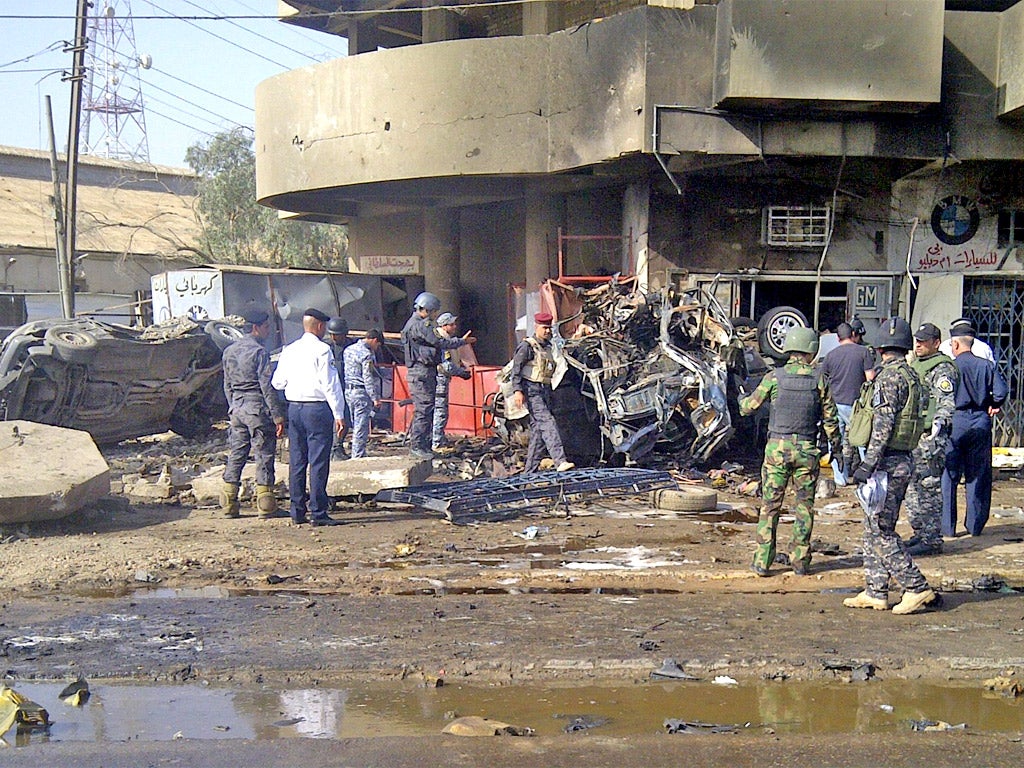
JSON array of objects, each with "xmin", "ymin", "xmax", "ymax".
[
  {"xmin": 938, "ymin": 319, "xmax": 995, "ymax": 362},
  {"xmin": 271, "ymin": 308, "xmax": 346, "ymax": 526}
]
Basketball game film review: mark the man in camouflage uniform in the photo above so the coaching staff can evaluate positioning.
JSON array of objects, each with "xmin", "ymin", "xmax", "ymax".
[
  {"xmin": 904, "ymin": 322, "xmax": 958, "ymax": 556},
  {"xmin": 220, "ymin": 310, "xmax": 286, "ymax": 519},
  {"xmin": 432, "ymin": 312, "xmax": 472, "ymax": 452},
  {"xmin": 343, "ymin": 329, "xmax": 384, "ymax": 459},
  {"xmin": 326, "ymin": 318, "xmax": 351, "ymax": 458},
  {"xmin": 844, "ymin": 317, "xmax": 937, "ymax": 615},
  {"xmin": 739, "ymin": 327, "xmax": 840, "ymax": 577}
]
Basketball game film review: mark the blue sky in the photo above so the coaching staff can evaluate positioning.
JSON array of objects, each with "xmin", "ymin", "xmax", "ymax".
[{"xmin": 1, "ymin": 0, "xmax": 348, "ymax": 168}]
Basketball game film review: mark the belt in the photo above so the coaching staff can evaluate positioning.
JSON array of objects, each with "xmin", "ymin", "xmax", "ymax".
[
  {"xmin": 768, "ymin": 433, "xmax": 816, "ymax": 441},
  {"xmin": 289, "ymin": 400, "xmax": 328, "ymax": 406}
]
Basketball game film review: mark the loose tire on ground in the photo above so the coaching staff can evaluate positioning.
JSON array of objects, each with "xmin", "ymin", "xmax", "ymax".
[
  {"xmin": 44, "ymin": 326, "xmax": 99, "ymax": 363},
  {"xmin": 650, "ymin": 486, "xmax": 718, "ymax": 512}
]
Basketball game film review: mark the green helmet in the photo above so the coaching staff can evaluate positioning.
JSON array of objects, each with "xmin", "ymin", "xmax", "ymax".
[
  {"xmin": 783, "ymin": 326, "xmax": 819, "ymax": 355},
  {"xmin": 873, "ymin": 317, "xmax": 913, "ymax": 351}
]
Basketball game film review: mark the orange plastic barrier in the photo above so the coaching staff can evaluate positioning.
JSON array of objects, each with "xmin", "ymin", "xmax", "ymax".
[{"xmin": 388, "ymin": 365, "xmax": 501, "ymax": 438}]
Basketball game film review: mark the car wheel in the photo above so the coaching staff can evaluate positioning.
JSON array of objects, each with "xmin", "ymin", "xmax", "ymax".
[
  {"xmin": 44, "ymin": 326, "xmax": 99, "ymax": 363},
  {"xmin": 205, "ymin": 320, "xmax": 244, "ymax": 351},
  {"xmin": 757, "ymin": 306, "xmax": 808, "ymax": 360},
  {"xmin": 649, "ymin": 486, "xmax": 719, "ymax": 512}
]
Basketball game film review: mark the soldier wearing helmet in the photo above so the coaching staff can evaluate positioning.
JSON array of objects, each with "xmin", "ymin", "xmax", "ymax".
[
  {"xmin": 739, "ymin": 326, "xmax": 840, "ymax": 577},
  {"xmin": 326, "ymin": 318, "xmax": 351, "ymax": 457},
  {"xmin": 400, "ymin": 292, "xmax": 477, "ymax": 460},
  {"xmin": 843, "ymin": 317, "xmax": 937, "ymax": 616}
]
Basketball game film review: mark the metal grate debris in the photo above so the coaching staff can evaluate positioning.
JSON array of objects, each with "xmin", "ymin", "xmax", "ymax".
[{"xmin": 374, "ymin": 468, "xmax": 676, "ymax": 524}]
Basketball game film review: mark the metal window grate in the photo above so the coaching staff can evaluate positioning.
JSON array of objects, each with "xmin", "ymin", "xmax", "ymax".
[
  {"xmin": 375, "ymin": 468, "xmax": 677, "ymax": 524},
  {"xmin": 764, "ymin": 206, "xmax": 832, "ymax": 248},
  {"xmin": 963, "ymin": 277, "xmax": 1023, "ymax": 447}
]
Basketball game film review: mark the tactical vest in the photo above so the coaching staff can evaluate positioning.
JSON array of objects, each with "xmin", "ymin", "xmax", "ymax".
[
  {"xmin": 521, "ymin": 337, "xmax": 556, "ymax": 385},
  {"xmin": 767, "ymin": 368, "xmax": 821, "ymax": 440},
  {"xmin": 910, "ymin": 353, "xmax": 950, "ymax": 431},
  {"xmin": 849, "ymin": 362, "xmax": 924, "ymax": 451}
]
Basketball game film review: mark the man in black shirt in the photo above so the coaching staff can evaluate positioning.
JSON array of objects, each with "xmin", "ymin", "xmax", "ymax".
[{"xmin": 821, "ymin": 322, "xmax": 876, "ymax": 484}]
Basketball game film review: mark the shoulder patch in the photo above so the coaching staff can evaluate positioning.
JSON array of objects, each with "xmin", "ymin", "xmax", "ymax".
[{"xmin": 935, "ymin": 375, "xmax": 955, "ymax": 395}]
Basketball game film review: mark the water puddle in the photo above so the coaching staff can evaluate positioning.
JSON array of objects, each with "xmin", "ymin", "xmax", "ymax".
[{"xmin": 6, "ymin": 679, "xmax": 1023, "ymax": 746}]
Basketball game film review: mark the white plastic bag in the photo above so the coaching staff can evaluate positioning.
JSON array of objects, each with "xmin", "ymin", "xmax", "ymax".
[{"xmin": 855, "ymin": 469, "xmax": 888, "ymax": 515}]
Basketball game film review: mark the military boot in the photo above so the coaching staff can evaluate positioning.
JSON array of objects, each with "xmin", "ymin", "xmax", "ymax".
[
  {"xmin": 219, "ymin": 482, "xmax": 240, "ymax": 519},
  {"xmin": 891, "ymin": 588, "xmax": 937, "ymax": 615},
  {"xmin": 842, "ymin": 591, "xmax": 888, "ymax": 611},
  {"xmin": 255, "ymin": 485, "xmax": 279, "ymax": 518}
]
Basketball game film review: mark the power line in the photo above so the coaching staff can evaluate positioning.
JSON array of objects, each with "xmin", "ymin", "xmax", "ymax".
[
  {"xmin": 147, "ymin": 64, "xmax": 253, "ymax": 112},
  {"xmin": 143, "ymin": 78, "xmax": 248, "ymax": 127},
  {"xmin": 143, "ymin": 0, "xmax": 295, "ymax": 70},
  {"xmin": 0, "ymin": 41, "xmax": 63, "ymax": 70},
  {"xmin": 179, "ymin": 0, "xmax": 322, "ymax": 64},
  {"xmin": 228, "ymin": 0, "xmax": 346, "ymax": 57}
]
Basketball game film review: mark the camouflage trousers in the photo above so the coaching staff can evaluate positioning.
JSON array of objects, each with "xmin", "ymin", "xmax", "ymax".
[
  {"xmin": 222, "ymin": 397, "xmax": 276, "ymax": 486},
  {"xmin": 345, "ymin": 390, "xmax": 374, "ymax": 459},
  {"xmin": 904, "ymin": 436, "xmax": 949, "ymax": 547},
  {"xmin": 523, "ymin": 380, "xmax": 567, "ymax": 472},
  {"xmin": 754, "ymin": 437, "xmax": 819, "ymax": 570},
  {"xmin": 861, "ymin": 451, "xmax": 929, "ymax": 600},
  {"xmin": 432, "ymin": 375, "xmax": 451, "ymax": 450}
]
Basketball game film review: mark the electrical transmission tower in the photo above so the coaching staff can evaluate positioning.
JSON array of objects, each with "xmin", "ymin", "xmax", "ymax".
[{"xmin": 83, "ymin": 0, "xmax": 151, "ymax": 162}]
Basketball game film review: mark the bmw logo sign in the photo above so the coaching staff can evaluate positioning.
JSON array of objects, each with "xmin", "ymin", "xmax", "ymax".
[{"xmin": 930, "ymin": 195, "xmax": 980, "ymax": 246}]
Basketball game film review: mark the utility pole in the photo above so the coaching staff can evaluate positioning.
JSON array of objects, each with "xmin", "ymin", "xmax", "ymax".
[
  {"xmin": 44, "ymin": 96, "xmax": 72, "ymax": 317},
  {"xmin": 61, "ymin": 0, "xmax": 92, "ymax": 319}
]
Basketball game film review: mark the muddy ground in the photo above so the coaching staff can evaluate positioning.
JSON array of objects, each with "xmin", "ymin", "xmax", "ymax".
[{"xmin": 2, "ymin": 430, "xmax": 1024, "ymax": 765}]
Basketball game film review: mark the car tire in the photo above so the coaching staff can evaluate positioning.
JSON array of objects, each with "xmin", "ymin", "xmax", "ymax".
[
  {"xmin": 730, "ymin": 316, "xmax": 756, "ymax": 331},
  {"xmin": 205, "ymin": 320, "xmax": 244, "ymax": 351},
  {"xmin": 757, "ymin": 306, "xmax": 808, "ymax": 360},
  {"xmin": 44, "ymin": 326, "xmax": 99, "ymax": 363},
  {"xmin": 650, "ymin": 486, "xmax": 718, "ymax": 512}
]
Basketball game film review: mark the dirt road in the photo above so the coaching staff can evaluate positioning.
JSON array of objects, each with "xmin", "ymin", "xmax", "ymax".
[{"xmin": 1, "ymin": 433, "xmax": 1023, "ymax": 764}]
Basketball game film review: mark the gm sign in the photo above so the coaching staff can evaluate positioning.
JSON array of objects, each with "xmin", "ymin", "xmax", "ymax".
[{"xmin": 851, "ymin": 280, "xmax": 890, "ymax": 319}]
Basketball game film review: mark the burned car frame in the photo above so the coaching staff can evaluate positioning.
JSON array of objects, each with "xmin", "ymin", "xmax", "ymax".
[
  {"xmin": 493, "ymin": 277, "xmax": 775, "ymax": 467},
  {"xmin": 0, "ymin": 316, "xmax": 242, "ymax": 444}
]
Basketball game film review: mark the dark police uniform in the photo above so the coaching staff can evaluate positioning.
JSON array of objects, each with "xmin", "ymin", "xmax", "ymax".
[
  {"xmin": 221, "ymin": 316, "xmax": 284, "ymax": 491},
  {"xmin": 942, "ymin": 349, "xmax": 1008, "ymax": 536},
  {"xmin": 401, "ymin": 312, "xmax": 468, "ymax": 456},
  {"xmin": 510, "ymin": 326, "xmax": 569, "ymax": 472}
]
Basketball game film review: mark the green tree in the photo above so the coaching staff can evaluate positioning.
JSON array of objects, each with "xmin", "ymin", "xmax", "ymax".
[{"xmin": 185, "ymin": 127, "xmax": 347, "ymax": 267}]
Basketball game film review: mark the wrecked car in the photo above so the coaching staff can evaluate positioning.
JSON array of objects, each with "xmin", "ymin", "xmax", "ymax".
[
  {"xmin": 0, "ymin": 316, "xmax": 243, "ymax": 444},
  {"xmin": 492, "ymin": 277, "xmax": 790, "ymax": 467}
]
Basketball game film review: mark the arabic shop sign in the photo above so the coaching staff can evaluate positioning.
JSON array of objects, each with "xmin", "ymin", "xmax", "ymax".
[
  {"xmin": 358, "ymin": 255, "xmax": 420, "ymax": 275},
  {"xmin": 915, "ymin": 242, "xmax": 999, "ymax": 273}
]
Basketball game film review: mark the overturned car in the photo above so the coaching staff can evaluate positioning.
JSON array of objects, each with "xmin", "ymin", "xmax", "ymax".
[
  {"xmin": 0, "ymin": 316, "xmax": 243, "ymax": 444},
  {"xmin": 493, "ymin": 278, "xmax": 780, "ymax": 467}
]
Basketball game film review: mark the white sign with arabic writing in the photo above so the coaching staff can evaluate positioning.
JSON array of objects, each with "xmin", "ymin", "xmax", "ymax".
[
  {"xmin": 151, "ymin": 270, "xmax": 224, "ymax": 322},
  {"xmin": 358, "ymin": 255, "xmax": 420, "ymax": 275},
  {"xmin": 914, "ymin": 241, "xmax": 1000, "ymax": 273}
]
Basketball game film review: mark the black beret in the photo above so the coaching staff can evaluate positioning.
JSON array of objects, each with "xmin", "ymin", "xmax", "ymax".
[
  {"xmin": 244, "ymin": 309, "xmax": 269, "ymax": 326},
  {"xmin": 304, "ymin": 307, "xmax": 330, "ymax": 323}
]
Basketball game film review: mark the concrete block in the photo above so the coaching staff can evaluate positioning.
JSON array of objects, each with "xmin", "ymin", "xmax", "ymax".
[
  {"xmin": 190, "ymin": 463, "xmax": 289, "ymax": 502},
  {"xmin": 0, "ymin": 420, "xmax": 110, "ymax": 524},
  {"xmin": 327, "ymin": 456, "xmax": 431, "ymax": 496}
]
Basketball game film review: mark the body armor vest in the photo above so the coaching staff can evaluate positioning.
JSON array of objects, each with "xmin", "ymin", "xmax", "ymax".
[
  {"xmin": 767, "ymin": 369, "xmax": 821, "ymax": 440},
  {"xmin": 521, "ymin": 337, "xmax": 555, "ymax": 385},
  {"xmin": 910, "ymin": 354, "xmax": 950, "ymax": 431}
]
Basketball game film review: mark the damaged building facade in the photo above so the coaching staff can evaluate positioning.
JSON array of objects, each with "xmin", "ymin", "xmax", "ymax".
[{"xmin": 255, "ymin": 0, "xmax": 1024, "ymax": 445}]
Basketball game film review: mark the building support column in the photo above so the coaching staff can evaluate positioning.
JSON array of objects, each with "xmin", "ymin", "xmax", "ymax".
[
  {"xmin": 623, "ymin": 181, "xmax": 650, "ymax": 291},
  {"xmin": 524, "ymin": 188, "xmax": 561, "ymax": 290},
  {"xmin": 422, "ymin": 4, "xmax": 459, "ymax": 43},
  {"xmin": 423, "ymin": 207, "xmax": 460, "ymax": 315},
  {"xmin": 523, "ymin": 1, "xmax": 563, "ymax": 35}
]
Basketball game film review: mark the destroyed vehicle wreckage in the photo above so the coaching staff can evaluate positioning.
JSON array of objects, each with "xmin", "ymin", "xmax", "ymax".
[
  {"xmin": 493, "ymin": 278, "xmax": 787, "ymax": 466},
  {"xmin": 0, "ymin": 316, "xmax": 243, "ymax": 444}
]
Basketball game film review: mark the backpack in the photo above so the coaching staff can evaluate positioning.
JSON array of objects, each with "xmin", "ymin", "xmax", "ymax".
[{"xmin": 848, "ymin": 364, "xmax": 924, "ymax": 451}]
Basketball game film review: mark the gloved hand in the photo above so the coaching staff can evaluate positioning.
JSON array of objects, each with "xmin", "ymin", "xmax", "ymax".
[
  {"xmin": 457, "ymin": 369, "xmax": 472, "ymax": 380},
  {"xmin": 851, "ymin": 465, "xmax": 873, "ymax": 484}
]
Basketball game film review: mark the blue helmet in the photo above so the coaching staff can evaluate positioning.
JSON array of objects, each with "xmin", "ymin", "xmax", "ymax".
[{"xmin": 414, "ymin": 292, "xmax": 441, "ymax": 312}]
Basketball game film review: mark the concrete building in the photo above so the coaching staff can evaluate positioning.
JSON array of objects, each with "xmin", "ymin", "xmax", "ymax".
[
  {"xmin": 255, "ymin": 0, "xmax": 1024, "ymax": 444},
  {"xmin": 0, "ymin": 146, "xmax": 199, "ymax": 326}
]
